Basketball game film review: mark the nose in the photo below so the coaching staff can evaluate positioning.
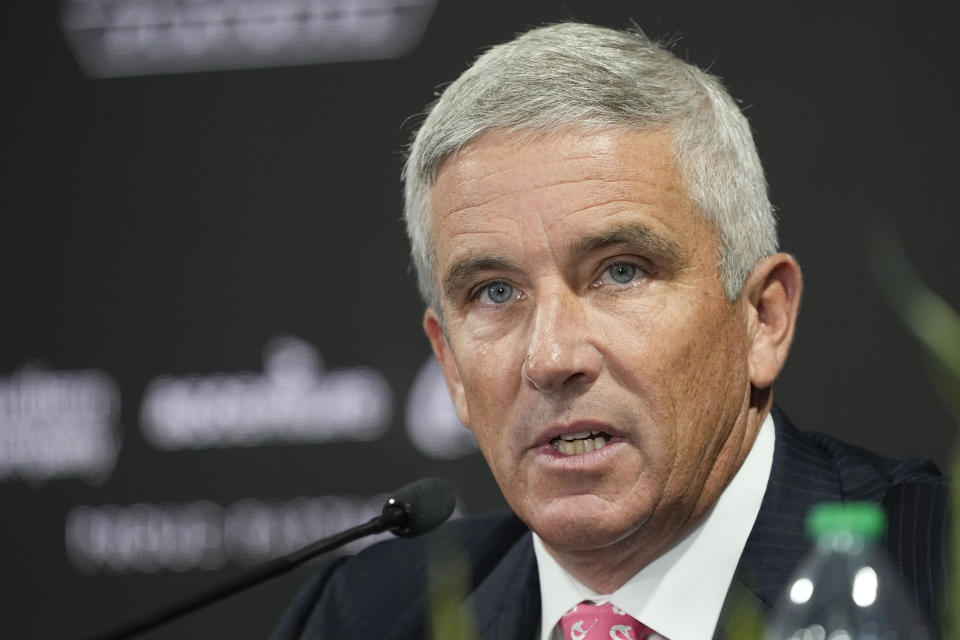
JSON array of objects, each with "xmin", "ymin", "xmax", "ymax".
[{"xmin": 522, "ymin": 291, "xmax": 602, "ymax": 393}]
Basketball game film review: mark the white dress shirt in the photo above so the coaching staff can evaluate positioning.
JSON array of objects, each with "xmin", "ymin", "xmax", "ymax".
[{"xmin": 534, "ymin": 413, "xmax": 775, "ymax": 640}]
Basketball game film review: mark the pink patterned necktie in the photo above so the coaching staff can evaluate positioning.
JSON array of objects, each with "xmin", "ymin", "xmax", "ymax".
[{"xmin": 558, "ymin": 602, "xmax": 660, "ymax": 640}]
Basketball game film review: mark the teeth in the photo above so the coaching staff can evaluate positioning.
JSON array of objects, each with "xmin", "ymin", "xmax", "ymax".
[
  {"xmin": 560, "ymin": 431, "xmax": 592, "ymax": 441},
  {"xmin": 551, "ymin": 435, "xmax": 608, "ymax": 456}
]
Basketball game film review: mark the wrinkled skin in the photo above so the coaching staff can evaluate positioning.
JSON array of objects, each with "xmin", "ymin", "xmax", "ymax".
[{"xmin": 423, "ymin": 127, "xmax": 801, "ymax": 591}]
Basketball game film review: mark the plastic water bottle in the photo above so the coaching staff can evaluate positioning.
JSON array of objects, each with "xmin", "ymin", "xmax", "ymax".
[{"xmin": 765, "ymin": 502, "xmax": 929, "ymax": 640}]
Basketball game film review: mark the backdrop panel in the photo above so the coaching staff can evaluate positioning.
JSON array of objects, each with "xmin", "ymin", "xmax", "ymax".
[{"xmin": 1, "ymin": 2, "xmax": 957, "ymax": 638}]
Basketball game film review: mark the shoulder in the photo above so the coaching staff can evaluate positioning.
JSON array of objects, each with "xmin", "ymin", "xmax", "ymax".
[
  {"xmin": 771, "ymin": 405, "xmax": 948, "ymax": 501},
  {"xmin": 270, "ymin": 510, "xmax": 529, "ymax": 640}
]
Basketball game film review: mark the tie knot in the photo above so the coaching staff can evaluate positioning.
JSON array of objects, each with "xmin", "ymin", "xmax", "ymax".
[{"xmin": 558, "ymin": 602, "xmax": 661, "ymax": 640}]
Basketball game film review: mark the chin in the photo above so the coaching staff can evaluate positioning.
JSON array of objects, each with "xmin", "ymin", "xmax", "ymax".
[{"xmin": 526, "ymin": 503, "xmax": 651, "ymax": 554}]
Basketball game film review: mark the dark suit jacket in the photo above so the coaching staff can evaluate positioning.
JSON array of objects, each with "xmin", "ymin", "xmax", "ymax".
[{"xmin": 271, "ymin": 408, "xmax": 949, "ymax": 640}]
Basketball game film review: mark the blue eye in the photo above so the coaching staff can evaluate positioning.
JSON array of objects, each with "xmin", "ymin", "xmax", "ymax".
[
  {"xmin": 607, "ymin": 263, "xmax": 638, "ymax": 284},
  {"xmin": 484, "ymin": 281, "xmax": 514, "ymax": 304}
]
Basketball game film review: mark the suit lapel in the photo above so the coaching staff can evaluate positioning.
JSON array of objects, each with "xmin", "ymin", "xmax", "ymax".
[
  {"xmin": 731, "ymin": 407, "xmax": 844, "ymax": 612},
  {"xmin": 466, "ymin": 531, "xmax": 540, "ymax": 640}
]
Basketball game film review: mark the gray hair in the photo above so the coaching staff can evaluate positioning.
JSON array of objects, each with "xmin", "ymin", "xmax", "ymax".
[{"xmin": 403, "ymin": 22, "xmax": 778, "ymax": 311}]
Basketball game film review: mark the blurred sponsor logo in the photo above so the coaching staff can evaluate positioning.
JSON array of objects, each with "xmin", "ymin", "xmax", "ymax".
[
  {"xmin": 141, "ymin": 336, "xmax": 392, "ymax": 449},
  {"xmin": 61, "ymin": 0, "xmax": 439, "ymax": 77},
  {"xmin": 405, "ymin": 357, "xmax": 477, "ymax": 459},
  {"xmin": 65, "ymin": 494, "xmax": 393, "ymax": 573},
  {"xmin": 0, "ymin": 366, "xmax": 120, "ymax": 485}
]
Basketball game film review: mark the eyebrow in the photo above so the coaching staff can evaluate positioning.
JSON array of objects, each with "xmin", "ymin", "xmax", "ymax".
[
  {"xmin": 569, "ymin": 224, "xmax": 686, "ymax": 270},
  {"xmin": 442, "ymin": 255, "xmax": 516, "ymax": 301}
]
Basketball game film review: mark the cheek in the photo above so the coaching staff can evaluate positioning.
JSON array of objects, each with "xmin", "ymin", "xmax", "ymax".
[
  {"xmin": 611, "ymin": 300, "xmax": 746, "ymax": 436},
  {"xmin": 456, "ymin": 351, "xmax": 520, "ymax": 435},
  {"xmin": 674, "ymin": 319, "xmax": 750, "ymax": 454},
  {"xmin": 455, "ymin": 321, "xmax": 527, "ymax": 388},
  {"xmin": 661, "ymin": 297, "xmax": 745, "ymax": 387},
  {"xmin": 602, "ymin": 308, "xmax": 697, "ymax": 411}
]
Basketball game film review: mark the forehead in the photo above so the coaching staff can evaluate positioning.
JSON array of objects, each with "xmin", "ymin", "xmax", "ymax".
[
  {"xmin": 427, "ymin": 127, "xmax": 716, "ymax": 266},
  {"xmin": 433, "ymin": 127, "xmax": 677, "ymax": 211}
]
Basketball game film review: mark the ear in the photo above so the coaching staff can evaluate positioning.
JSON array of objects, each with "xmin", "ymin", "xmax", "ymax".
[
  {"xmin": 743, "ymin": 253, "xmax": 803, "ymax": 389},
  {"xmin": 423, "ymin": 308, "xmax": 471, "ymax": 427}
]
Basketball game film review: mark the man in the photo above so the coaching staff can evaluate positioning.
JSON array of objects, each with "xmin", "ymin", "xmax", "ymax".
[{"xmin": 273, "ymin": 23, "xmax": 947, "ymax": 640}]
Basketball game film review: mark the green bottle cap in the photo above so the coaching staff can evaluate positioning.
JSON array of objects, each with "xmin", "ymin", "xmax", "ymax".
[{"xmin": 806, "ymin": 502, "xmax": 886, "ymax": 540}]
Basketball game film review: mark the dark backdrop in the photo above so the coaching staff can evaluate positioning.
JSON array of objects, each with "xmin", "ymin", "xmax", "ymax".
[{"xmin": 1, "ymin": 2, "xmax": 958, "ymax": 638}]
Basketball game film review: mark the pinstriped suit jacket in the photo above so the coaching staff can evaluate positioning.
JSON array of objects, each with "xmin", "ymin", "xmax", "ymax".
[{"xmin": 271, "ymin": 407, "xmax": 949, "ymax": 640}]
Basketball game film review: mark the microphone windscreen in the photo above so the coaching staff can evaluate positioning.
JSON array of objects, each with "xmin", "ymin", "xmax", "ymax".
[{"xmin": 382, "ymin": 477, "xmax": 456, "ymax": 538}]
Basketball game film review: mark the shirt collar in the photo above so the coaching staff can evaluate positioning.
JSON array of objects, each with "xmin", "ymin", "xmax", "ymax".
[{"xmin": 533, "ymin": 413, "xmax": 775, "ymax": 640}]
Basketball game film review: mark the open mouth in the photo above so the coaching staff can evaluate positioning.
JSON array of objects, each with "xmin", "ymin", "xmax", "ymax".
[{"xmin": 550, "ymin": 430, "xmax": 610, "ymax": 456}]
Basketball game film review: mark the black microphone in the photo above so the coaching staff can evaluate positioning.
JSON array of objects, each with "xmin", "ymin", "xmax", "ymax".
[
  {"xmin": 382, "ymin": 476, "xmax": 456, "ymax": 537},
  {"xmin": 84, "ymin": 477, "xmax": 456, "ymax": 640}
]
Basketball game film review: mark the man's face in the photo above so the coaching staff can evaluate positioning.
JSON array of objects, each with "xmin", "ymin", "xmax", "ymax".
[{"xmin": 424, "ymin": 127, "xmax": 757, "ymax": 556}]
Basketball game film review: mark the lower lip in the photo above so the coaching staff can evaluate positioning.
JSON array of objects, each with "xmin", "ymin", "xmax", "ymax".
[{"xmin": 532, "ymin": 437, "xmax": 624, "ymax": 469}]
